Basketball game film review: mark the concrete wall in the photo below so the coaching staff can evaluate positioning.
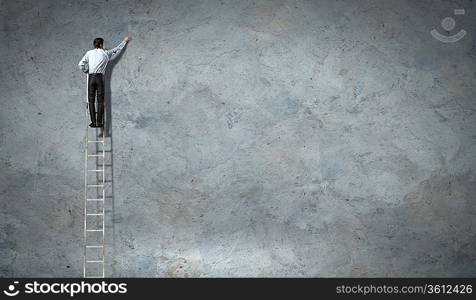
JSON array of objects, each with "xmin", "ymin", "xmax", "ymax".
[{"xmin": 1, "ymin": 0, "xmax": 475, "ymax": 277}]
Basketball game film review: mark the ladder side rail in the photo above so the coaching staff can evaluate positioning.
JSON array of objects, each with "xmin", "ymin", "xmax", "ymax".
[
  {"xmin": 101, "ymin": 100, "xmax": 106, "ymax": 278},
  {"xmin": 83, "ymin": 74, "xmax": 89, "ymax": 278}
]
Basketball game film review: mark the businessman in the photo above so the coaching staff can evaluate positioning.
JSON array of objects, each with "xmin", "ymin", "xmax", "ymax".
[{"xmin": 78, "ymin": 36, "xmax": 132, "ymax": 127}]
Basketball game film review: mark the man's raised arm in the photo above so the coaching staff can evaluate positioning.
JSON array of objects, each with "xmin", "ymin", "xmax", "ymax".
[{"xmin": 105, "ymin": 36, "xmax": 132, "ymax": 60}]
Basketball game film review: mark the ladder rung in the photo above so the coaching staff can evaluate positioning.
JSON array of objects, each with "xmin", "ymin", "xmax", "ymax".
[
  {"xmin": 86, "ymin": 229, "xmax": 103, "ymax": 232},
  {"xmin": 86, "ymin": 245, "xmax": 104, "ymax": 248},
  {"xmin": 87, "ymin": 184, "xmax": 104, "ymax": 187},
  {"xmin": 88, "ymin": 169, "xmax": 104, "ymax": 172},
  {"xmin": 85, "ymin": 276, "xmax": 104, "ymax": 278},
  {"xmin": 87, "ymin": 154, "xmax": 105, "ymax": 157},
  {"xmin": 86, "ymin": 213, "xmax": 104, "ymax": 216},
  {"xmin": 87, "ymin": 140, "xmax": 104, "ymax": 143},
  {"xmin": 86, "ymin": 260, "xmax": 104, "ymax": 263},
  {"xmin": 86, "ymin": 198, "xmax": 104, "ymax": 201}
]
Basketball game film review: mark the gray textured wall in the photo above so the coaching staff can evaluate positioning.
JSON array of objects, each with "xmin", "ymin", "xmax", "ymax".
[{"xmin": 1, "ymin": 0, "xmax": 475, "ymax": 277}]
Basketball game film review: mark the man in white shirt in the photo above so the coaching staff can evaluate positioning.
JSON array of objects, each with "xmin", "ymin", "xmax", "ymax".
[{"xmin": 78, "ymin": 36, "xmax": 132, "ymax": 127}]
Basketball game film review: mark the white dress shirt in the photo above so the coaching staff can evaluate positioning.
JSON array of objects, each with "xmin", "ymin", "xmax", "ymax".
[{"xmin": 78, "ymin": 40, "xmax": 127, "ymax": 74}]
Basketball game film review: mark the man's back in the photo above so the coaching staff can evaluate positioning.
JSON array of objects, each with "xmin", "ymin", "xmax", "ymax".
[{"xmin": 83, "ymin": 48, "xmax": 109, "ymax": 74}]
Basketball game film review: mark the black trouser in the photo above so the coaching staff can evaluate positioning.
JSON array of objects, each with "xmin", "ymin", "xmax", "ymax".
[{"xmin": 88, "ymin": 73, "xmax": 105, "ymax": 124}]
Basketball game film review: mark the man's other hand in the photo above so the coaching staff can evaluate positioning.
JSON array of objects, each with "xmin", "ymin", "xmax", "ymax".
[{"xmin": 124, "ymin": 36, "xmax": 132, "ymax": 42}]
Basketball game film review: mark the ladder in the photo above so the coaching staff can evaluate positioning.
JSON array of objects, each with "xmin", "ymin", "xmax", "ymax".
[{"xmin": 83, "ymin": 74, "xmax": 106, "ymax": 278}]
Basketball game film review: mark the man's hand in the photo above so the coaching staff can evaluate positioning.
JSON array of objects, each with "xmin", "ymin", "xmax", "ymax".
[{"xmin": 124, "ymin": 36, "xmax": 132, "ymax": 42}]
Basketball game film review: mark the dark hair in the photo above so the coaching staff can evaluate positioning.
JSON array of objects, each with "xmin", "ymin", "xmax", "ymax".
[{"xmin": 93, "ymin": 38, "xmax": 104, "ymax": 48}]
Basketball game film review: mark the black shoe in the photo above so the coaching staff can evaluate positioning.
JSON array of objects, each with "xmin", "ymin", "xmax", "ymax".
[
  {"xmin": 96, "ymin": 123, "xmax": 104, "ymax": 127},
  {"xmin": 89, "ymin": 122, "xmax": 97, "ymax": 128}
]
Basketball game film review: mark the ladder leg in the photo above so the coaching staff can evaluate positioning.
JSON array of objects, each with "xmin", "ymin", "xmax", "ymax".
[
  {"xmin": 83, "ymin": 74, "xmax": 89, "ymax": 278},
  {"xmin": 101, "ymin": 117, "xmax": 106, "ymax": 278}
]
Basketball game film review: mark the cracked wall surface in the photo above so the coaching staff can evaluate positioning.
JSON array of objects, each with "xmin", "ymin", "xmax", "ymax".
[{"xmin": 1, "ymin": 0, "xmax": 476, "ymax": 277}]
